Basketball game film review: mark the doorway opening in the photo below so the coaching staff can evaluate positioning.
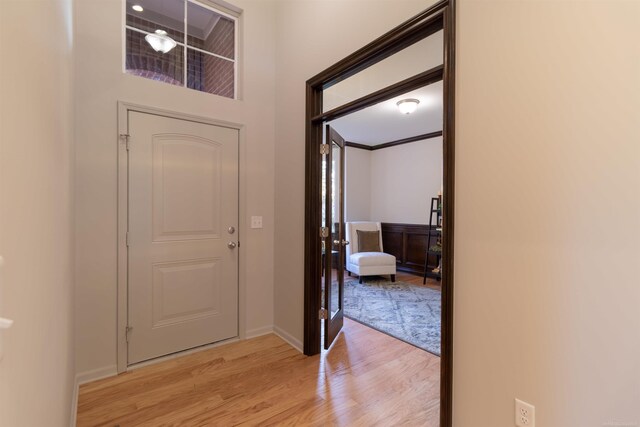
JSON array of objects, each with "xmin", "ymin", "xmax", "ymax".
[
  {"xmin": 323, "ymin": 79, "xmax": 444, "ymax": 357},
  {"xmin": 304, "ymin": 1, "xmax": 455, "ymax": 425}
]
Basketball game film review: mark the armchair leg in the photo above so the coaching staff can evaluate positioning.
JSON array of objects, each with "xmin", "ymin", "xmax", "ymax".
[
  {"xmin": 347, "ymin": 271, "xmax": 351, "ymax": 277},
  {"xmin": 359, "ymin": 276, "xmax": 363, "ymax": 284},
  {"xmin": 391, "ymin": 274, "xmax": 396, "ymax": 283}
]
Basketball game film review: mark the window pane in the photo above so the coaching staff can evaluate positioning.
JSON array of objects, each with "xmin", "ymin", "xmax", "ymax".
[
  {"xmin": 123, "ymin": 0, "xmax": 238, "ymax": 98},
  {"xmin": 126, "ymin": 28, "xmax": 184, "ymax": 86},
  {"xmin": 187, "ymin": 1, "xmax": 235, "ymax": 60},
  {"xmin": 187, "ymin": 49, "xmax": 234, "ymax": 98},
  {"xmin": 125, "ymin": 0, "xmax": 185, "ymax": 44}
]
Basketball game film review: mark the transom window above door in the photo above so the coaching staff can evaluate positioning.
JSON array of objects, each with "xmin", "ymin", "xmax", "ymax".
[{"xmin": 124, "ymin": 0, "xmax": 239, "ymax": 99}]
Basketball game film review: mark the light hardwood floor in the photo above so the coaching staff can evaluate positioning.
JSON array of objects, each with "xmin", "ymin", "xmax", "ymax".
[{"xmin": 77, "ymin": 317, "xmax": 440, "ymax": 426}]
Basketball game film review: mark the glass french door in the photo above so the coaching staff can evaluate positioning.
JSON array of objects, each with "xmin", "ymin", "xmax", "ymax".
[{"xmin": 323, "ymin": 125, "xmax": 347, "ymax": 349}]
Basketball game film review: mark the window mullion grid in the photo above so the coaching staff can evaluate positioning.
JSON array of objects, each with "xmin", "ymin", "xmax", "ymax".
[
  {"xmin": 233, "ymin": 10, "xmax": 238, "ymax": 99},
  {"xmin": 183, "ymin": 0, "xmax": 188, "ymax": 88},
  {"xmin": 125, "ymin": 26, "xmax": 234, "ymax": 63},
  {"xmin": 189, "ymin": 45, "xmax": 235, "ymax": 63}
]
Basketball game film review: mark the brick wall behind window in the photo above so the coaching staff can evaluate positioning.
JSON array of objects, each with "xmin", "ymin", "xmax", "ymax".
[{"xmin": 202, "ymin": 18, "xmax": 235, "ymax": 98}]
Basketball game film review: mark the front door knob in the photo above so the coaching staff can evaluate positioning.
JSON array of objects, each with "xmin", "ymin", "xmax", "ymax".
[{"xmin": 227, "ymin": 241, "xmax": 237, "ymax": 249}]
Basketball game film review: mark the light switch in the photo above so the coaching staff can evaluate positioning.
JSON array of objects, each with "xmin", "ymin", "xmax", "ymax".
[{"xmin": 251, "ymin": 216, "xmax": 263, "ymax": 229}]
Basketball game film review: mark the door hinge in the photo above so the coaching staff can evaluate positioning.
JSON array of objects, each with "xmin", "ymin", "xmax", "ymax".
[
  {"xmin": 320, "ymin": 143, "xmax": 330, "ymax": 155},
  {"xmin": 125, "ymin": 326, "xmax": 133, "ymax": 343},
  {"xmin": 319, "ymin": 308, "xmax": 328, "ymax": 320},
  {"xmin": 125, "ymin": 232, "xmax": 130, "ymax": 247},
  {"xmin": 320, "ymin": 227, "xmax": 329, "ymax": 238},
  {"xmin": 119, "ymin": 133, "xmax": 130, "ymax": 151}
]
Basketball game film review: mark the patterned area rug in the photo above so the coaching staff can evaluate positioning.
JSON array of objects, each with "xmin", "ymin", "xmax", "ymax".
[{"xmin": 344, "ymin": 278, "xmax": 441, "ymax": 356}]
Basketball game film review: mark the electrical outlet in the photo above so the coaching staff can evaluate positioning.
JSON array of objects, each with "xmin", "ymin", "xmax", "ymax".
[
  {"xmin": 250, "ymin": 216, "xmax": 263, "ymax": 229},
  {"xmin": 515, "ymin": 399, "xmax": 535, "ymax": 426}
]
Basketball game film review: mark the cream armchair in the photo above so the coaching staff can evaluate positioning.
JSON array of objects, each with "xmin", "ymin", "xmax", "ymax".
[{"xmin": 346, "ymin": 221, "xmax": 396, "ymax": 283}]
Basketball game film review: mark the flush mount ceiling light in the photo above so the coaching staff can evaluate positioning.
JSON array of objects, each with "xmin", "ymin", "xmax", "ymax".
[
  {"xmin": 132, "ymin": 4, "xmax": 144, "ymax": 12},
  {"xmin": 145, "ymin": 29, "xmax": 177, "ymax": 54},
  {"xmin": 396, "ymin": 98, "xmax": 420, "ymax": 114}
]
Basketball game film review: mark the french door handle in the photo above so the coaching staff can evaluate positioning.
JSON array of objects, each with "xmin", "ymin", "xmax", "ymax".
[{"xmin": 333, "ymin": 240, "xmax": 350, "ymax": 246}]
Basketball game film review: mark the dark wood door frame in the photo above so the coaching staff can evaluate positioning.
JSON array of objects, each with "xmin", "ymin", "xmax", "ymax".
[{"xmin": 303, "ymin": 1, "xmax": 455, "ymax": 426}]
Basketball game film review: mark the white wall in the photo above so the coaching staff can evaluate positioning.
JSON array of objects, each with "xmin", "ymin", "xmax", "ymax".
[
  {"xmin": 74, "ymin": 0, "xmax": 276, "ymax": 377},
  {"xmin": 273, "ymin": 0, "xmax": 430, "ymax": 358},
  {"xmin": 346, "ymin": 138, "xmax": 443, "ymax": 224},
  {"xmin": 0, "ymin": 0, "xmax": 76, "ymax": 425},
  {"xmin": 370, "ymin": 137, "xmax": 442, "ymax": 224},
  {"xmin": 454, "ymin": 1, "xmax": 640, "ymax": 426},
  {"xmin": 345, "ymin": 147, "xmax": 371, "ymax": 222}
]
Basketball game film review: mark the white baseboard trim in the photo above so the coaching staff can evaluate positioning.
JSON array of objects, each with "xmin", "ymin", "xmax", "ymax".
[
  {"xmin": 76, "ymin": 365, "xmax": 118, "ymax": 386},
  {"xmin": 246, "ymin": 325, "xmax": 303, "ymax": 353},
  {"xmin": 70, "ymin": 377, "xmax": 78, "ymax": 427},
  {"xmin": 273, "ymin": 326, "xmax": 303, "ymax": 353},
  {"xmin": 245, "ymin": 325, "xmax": 274, "ymax": 339},
  {"xmin": 71, "ymin": 365, "xmax": 117, "ymax": 426}
]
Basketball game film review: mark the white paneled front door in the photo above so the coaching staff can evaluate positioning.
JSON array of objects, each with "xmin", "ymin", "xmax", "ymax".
[{"xmin": 127, "ymin": 112, "xmax": 239, "ymax": 365}]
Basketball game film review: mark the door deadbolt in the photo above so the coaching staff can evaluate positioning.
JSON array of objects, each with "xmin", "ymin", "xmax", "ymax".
[{"xmin": 228, "ymin": 226, "xmax": 235, "ymax": 234}]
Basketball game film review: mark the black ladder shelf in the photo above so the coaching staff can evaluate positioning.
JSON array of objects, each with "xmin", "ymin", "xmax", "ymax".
[{"xmin": 423, "ymin": 196, "xmax": 442, "ymax": 284}]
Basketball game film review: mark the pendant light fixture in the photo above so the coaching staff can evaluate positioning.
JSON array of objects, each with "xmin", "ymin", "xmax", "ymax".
[{"xmin": 145, "ymin": 29, "xmax": 177, "ymax": 54}]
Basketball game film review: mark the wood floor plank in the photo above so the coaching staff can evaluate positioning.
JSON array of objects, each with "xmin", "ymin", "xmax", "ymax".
[{"xmin": 77, "ymin": 315, "xmax": 440, "ymax": 426}]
